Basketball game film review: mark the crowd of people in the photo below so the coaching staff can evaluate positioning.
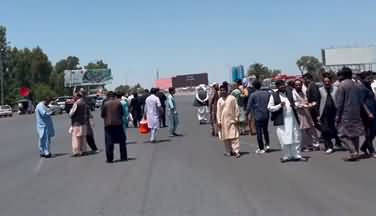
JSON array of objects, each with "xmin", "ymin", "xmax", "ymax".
[
  {"xmin": 35, "ymin": 67, "xmax": 376, "ymax": 164},
  {"xmin": 211, "ymin": 67, "xmax": 376, "ymax": 162},
  {"xmin": 35, "ymin": 87, "xmax": 180, "ymax": 163}
]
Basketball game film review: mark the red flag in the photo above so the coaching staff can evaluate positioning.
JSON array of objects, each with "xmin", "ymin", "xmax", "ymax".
[{"xmin": 19, "ymin": 87, "xmax": 31, "ymax": 97}]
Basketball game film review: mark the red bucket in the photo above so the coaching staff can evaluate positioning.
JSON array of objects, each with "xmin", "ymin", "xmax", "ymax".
[{"xmin": 139, "ymin": 120, "xmax": 150, "ymax": 134}]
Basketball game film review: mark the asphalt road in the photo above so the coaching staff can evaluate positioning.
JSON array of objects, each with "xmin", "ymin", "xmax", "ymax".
[{"xmin": 1, "ymin": 96, "xmax": 376, "ymax": 216}]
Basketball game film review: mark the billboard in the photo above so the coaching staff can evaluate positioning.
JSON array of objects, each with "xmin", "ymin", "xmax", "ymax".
[
  {"xmin": 322, "ymin": 47, "xmax": 376, "ymax": 66},
  {"xmin": 172, "ymin": 73, "xmax": 208, "ymax": 88},
  {"xmin": 155, "ymin": 78, "xmax": 172, "ymax": 90},
  {"xmin": 64, "ymin": 68, "xmax": 112, "ymax": 87}
]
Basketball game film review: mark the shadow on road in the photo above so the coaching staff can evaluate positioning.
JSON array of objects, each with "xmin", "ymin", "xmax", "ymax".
[
  {"xmin": 51, "ymin": 153, "xmax": 69, "ymax": 158},
  {"xmin": 127, "ymin": 141, "xmax": 138, "ymax": 145},
  {"xmin": 113, "ymin": 157, "xmax": 136, "ymax": 163},
  {"xmin": 143, "ymin": 139, "xmax": 171, "ymax": 144}
]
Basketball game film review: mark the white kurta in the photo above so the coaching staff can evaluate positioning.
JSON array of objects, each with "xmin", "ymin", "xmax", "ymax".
[
  {"xmin": 145, "ymin": 94, "xmax": 162, "ymax": 129},
  {"xmin": 267, "ymin": 92, "xmax": 301, "ymax": 146}
]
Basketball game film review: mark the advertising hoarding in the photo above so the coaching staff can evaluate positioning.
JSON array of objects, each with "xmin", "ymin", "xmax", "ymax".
[
  {"xmin": 322, "ymin": 47, "xmax": 376, "ymax": 66},
  {"xmin": 64, "ymin": 68, "xmax": 112, "ymax": 87}
]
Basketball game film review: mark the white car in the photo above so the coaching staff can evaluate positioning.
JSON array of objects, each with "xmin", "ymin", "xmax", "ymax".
[
  {"xmin": 49, "ymin": 101, "xmax": 64, "ymax": 115},
  {"xmin": 0, "ymin": 105, "xmax": 13, "ymax": 117}
]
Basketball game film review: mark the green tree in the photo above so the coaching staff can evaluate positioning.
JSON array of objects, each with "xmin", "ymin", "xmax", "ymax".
[
  {"xmin": 85, "ymin": 60, "xmax": 108, "ymax": 69},
  {"xmin": 30, "ymin": 47, "xmax": 53, "ymax": 84},
  {"xmin": 247, "ymin": 63, "xmax": 281, "ymax": 81},
  {"xmin": 31, "ymin": 83, "xmax": 57, "ymax": 102},
  {"xmin": 296, "ymin": 56, "xmax": 323, "ymax": 78}
]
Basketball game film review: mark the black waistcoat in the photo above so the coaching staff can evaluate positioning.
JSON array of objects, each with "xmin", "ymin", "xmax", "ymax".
[{"xmin": 270, "ymin": 90, "xmax": 300, "ymax": 126}]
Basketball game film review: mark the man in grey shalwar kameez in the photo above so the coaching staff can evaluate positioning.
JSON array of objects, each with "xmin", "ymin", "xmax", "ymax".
[{"xmin": 335, "ymin": 68, "xmax": 364, "ymax": 161}]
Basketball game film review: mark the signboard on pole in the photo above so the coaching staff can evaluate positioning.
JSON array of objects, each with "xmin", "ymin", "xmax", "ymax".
[{"xmin": 64, "ymin": 68, "xmax": 112, "ymax": 87}]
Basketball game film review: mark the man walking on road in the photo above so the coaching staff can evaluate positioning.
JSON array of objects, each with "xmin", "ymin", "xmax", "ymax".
[
  {"xmin": 35, "ymin": 96, "xmax": 55, "ymax": 158},
  {"xmin": 247, "ymin": 80, "xmax": 270, "ymax": 154},
  {"xmin": 318, "ymin": 73, "xmax": 342, "ymax": 154},
  {"xmin": 167, "ymin": 87, "xmax": 180, "ymax": 137},
  {"xmin": 145, "ymin": 88, "xmax": 162, "ymax": 143},
  {"xmin": 209, "ymin": 83, "xmax": 220, "ymax": 136},
  {"xmin": 101, "ymin": 91, "xmax": 127, "ymax": 163},
  {"xmin": 335, "ymin": 68, "xmax": 364, "ymax": 161},
  {"xmin": 217, "ymin": 84, "xmax": 241, "ymax": 158},
  {"xmin": 268, "ymin": 80, "xmax": 306, "ymax": 163}
]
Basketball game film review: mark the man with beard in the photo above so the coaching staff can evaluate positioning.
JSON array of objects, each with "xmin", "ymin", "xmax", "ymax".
[
  {"xmin": 292, "ymin": 79, "xmax": 320, "ymax": 152},
  {"xmin": 335, "ymin": 67, "xmax": 364, "ymax": 161},
  {"xmin": 318, "ymin": 73, "xmax": 342, "ymax": 154},
  {"xmin": 268, "ymin": 80, "xmax": 306, "ymax": 163}
]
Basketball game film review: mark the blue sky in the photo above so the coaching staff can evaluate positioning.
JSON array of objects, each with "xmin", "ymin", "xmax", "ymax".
[{"xmin": 1, "ymin": 0, "xmax": 375, "ymax": 89}]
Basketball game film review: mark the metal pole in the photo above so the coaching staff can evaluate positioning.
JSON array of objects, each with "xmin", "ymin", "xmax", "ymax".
[{"xmin": 0, "ymin": 53, "xmax": 4, "ymax": 105}]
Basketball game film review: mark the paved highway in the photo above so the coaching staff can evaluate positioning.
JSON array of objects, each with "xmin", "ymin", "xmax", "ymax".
[{"xmin": 0, "ymin": 96, "xmax": 375, "ymax": 216}]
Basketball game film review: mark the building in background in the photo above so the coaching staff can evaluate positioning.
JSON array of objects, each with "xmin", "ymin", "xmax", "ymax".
[
  {"xmin": 172, "ymin": 73, "xmax": 209, "ymax": 88},
  {"xmin": 322, "ymin": 47, "xmax": 376, "ymax": 72},
  {"xmin": 231, "ymin": 65, "xmax": 245, "ymax": 82},
  {"xmin": 155, "ymin": 78, "xmax": 173, "ymax": 91}
]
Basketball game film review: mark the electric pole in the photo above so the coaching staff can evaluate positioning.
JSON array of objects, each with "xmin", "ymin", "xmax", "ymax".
[{"xmin": 0, "ymin": 51, "xmax": 3, "ymax": 105}]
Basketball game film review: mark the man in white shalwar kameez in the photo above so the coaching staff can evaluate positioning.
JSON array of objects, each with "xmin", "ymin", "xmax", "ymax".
[
  {"xmin": 145, "ymin": 88, "xmax": 162, "ymax": 143},
  {"xmin": 268, "ymin": 80, "xmax": 306, "ymax": 163}
]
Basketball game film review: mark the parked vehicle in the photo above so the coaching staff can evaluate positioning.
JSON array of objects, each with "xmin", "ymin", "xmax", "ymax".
[
  {"xmin": 0, "ymin": 105, "xmax": 13, "ymax": 117},
  {"xmin": 55, "ymin": 96, "xmax": 71, "ymax": 110},
  {"xmin": 48, "ymin": 101, "xmax": 64, "ymax": 115},
  {"xmin": 17, "ymin": 99, "xmax": 34, "ymax": 115}
]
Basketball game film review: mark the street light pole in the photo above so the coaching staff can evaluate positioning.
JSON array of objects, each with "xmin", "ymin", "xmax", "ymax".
[{"xmin": 0, "ymin": 52, "xmax": 4, "ymax": 105}]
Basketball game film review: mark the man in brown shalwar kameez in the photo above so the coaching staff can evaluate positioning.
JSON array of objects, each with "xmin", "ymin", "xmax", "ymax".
[
  {"xmin": 335, "ymin": 68, "xmax": 364, "ymax": 161},
  {"xmin": 217, "ymin": 84, "xmax": 241, "ymax": 158},
  {"xmin": 209, "ymin": 83, "xmax": 220, "ymax": 136}
]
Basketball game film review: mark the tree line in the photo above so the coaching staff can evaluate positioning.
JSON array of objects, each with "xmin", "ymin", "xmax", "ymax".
[{"xmin": 0, "ymin": 25, "xmax": 114, "ymax": 105}]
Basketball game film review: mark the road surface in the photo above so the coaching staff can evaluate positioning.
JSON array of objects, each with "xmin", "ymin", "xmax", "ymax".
[{"xmin": 0, "ymin": 96, "xmax": 375, "ymax": 216}]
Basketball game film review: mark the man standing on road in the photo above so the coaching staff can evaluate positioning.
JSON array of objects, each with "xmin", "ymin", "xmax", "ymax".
[
  {"xmin": 217, "ymin": 84, "xmax": 241, "ymax": 158},
  {"xmin": 303, "ymin": 73, "xmax": 321, "ymax": 132},
  {"xmin": 268, "ymin": 80, "xmax": 305, "ymax": 163},
  {"xmin": 35, "ymin": 96, "xmax": 55, "ymax": 158},
  {"xmin": 69, "ymin": 92, "xmax": 88, "ymax": 157},
  {"xmin": 335, "ymin": 67, "xmax": 364, "ymax": 161},
  {"xmin": 292, "ymin": 79, "xmax": 320, "ymax": 152},
  {"xmin": 81, "ymin": 90, "xmax": 99, "ymax": 153},
  {"xmin": 145, "ymin": 88, "xmax": 162, "ymax": 143},
  {"xmin": 209, "ymin": 83, "xmax": 220, "ymax": 136},
  {"xmin": 157, "ymin": 88, "xmax": 168, "ymax": 128},
  {"xmin": 247, "ymin": 80, "xmax": 270, "ymax": 154},
  {"xmin": 130, "ymin": 92, "xmax": 142, "ymax": 128},
  {"xmin": 167, "ymin": 87, "xmax": 180, "ymax": 137},
  {"xmin": 101, "ymin": 91, "xmax": 127, "ymax": 163}
]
